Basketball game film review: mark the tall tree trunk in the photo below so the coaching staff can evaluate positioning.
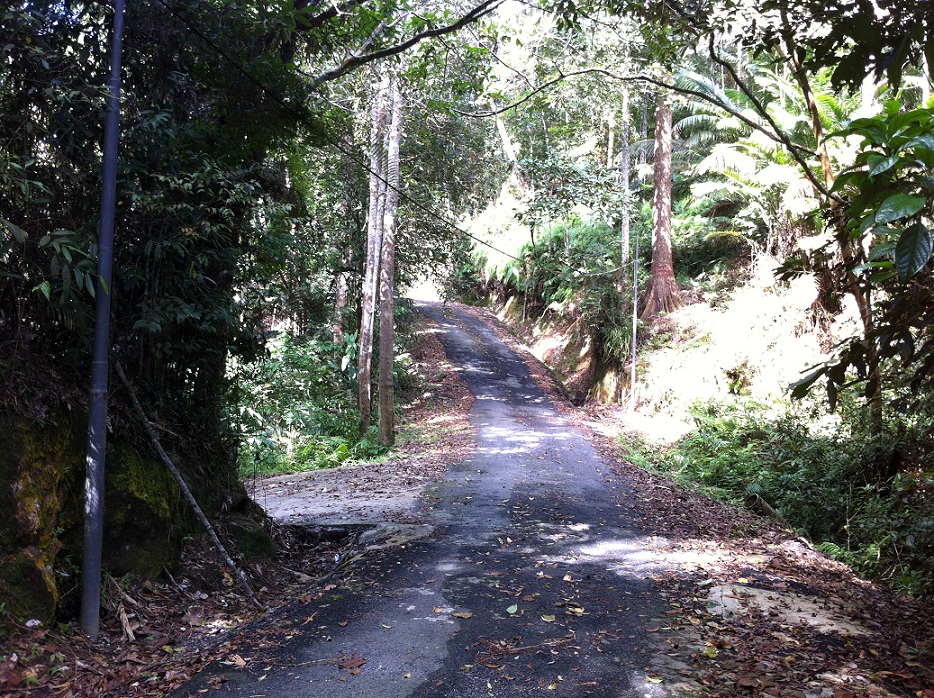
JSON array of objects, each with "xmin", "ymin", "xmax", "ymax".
[
  {"xmin": 377, "ymin": 78, "xmax": 403, "ymax": 448},
  {"xmin": 357, "ymin": 72, "xmax": 389, "ymax": 437},
  {"xmin": 493, "ymin": 99, "xmax": 519, "ymax": 166},
  {"xmin": 638, "ymin": 94, "xmax": 648, "ymax": 174},
  {"xmin": 333, "ymin": 150, "xmax": 358, "ymax": 344},
  {"xmin": 333, "ymin": 243, "xmax": 354, "ymax": 345},
  {"xmin": 493, "ymin": 100, "xmax": 527, "ymax": 191},
  {"xmin": 606, "ymin": 109, "xmax": 615, "ymax": 167},
  {"xmin": 641, "ymin": 92, "xmax": 683, "ymax": 320},
  {"xmin": 333, "ymin": 270, "xmax": 349, "ymax": 344}
]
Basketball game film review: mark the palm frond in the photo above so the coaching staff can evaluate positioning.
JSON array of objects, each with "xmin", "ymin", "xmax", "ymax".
[{"xmin": 676, "ymin": 69, "xmax": 741, "ymax": 114}]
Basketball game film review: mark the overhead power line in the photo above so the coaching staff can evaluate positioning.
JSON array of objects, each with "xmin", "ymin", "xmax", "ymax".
[{"xmin": 154, "ymin": 0, "xmax": 519, "ymax": 261}]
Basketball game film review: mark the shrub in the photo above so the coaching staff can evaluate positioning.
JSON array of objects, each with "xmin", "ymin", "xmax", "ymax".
[
  {"xmin": 230, "ymin": 332, "xmax": 389, "ymax": 477},
  {"xmin": 639, "ymin": 398, "xmax": 934, "ymax": 597}
]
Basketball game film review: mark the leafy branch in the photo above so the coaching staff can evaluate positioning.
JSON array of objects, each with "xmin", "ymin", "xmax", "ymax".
[
  {"xmin": 308, "ymin": 0, "xmax": 505, "ymax": 88},
  {"xmin": 454, "ymin": 66, "xmax": 823, "ymax": 168}
]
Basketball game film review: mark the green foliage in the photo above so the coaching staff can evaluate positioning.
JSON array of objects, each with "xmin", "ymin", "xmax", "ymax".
[
  {"xmin": 639, "ymin": 399, "xmax": 934, "ymax": 596},
  {"xmin": 828, "ymin": 101, "xmax": 934, "ymax": 282},
  {"xmin": 517, "ymin": 154, "xmax": 621, "ymax": 229},
  {"xmin": 748, "ymin": 0, "xmax": 934, "ymax": 90},
  {"xmin": 491, "ymin": 201, "xmax": 733, "ymax": 365},
  {"xmin": 548, "ymin": 0, "xmax": 934, "ymax": 91},
  {"xmin": 231, "ymin": 333, "xmax": 386, "ymax": 477},
  {"xmin": 494, "ymin": 215, "xmax": 647, "ymax": 363},
  {"xmin": 786, "ymin": 101, "xmax": 934, "ymax": 400},
  {"xmin": 668, "ymin": 199, "xmax": 746, "ymax": 281},
  {"xmin": 443, "ymin": 245, "xmax": 488, "ymax": 305},
  {"xmin": 679, "ymin": 64, "xmax": 851, "ymax": 257},
  {"xmin": 0, "ymin": 1, "xmax": 313, "ymax": 458}
]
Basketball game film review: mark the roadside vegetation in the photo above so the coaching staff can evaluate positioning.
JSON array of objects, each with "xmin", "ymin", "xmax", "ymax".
[
  {"xmin": 482, "ymin": 213, "xmax": 934, "ymax": 598},
  {"xmin": 628, "ymin": 398, "xmax": 934, "ymax": 597},
  {"xmin": 228, "ymin": 303, "xmax": 424, "ymax": 478},
  {"xmin": 3, "ymin": 0, "xmax": 934, "ymax": 645}
]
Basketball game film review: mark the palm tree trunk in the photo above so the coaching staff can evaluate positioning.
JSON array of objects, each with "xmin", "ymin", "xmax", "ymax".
[{"xmin": 641, "ymin": 92, "xmax": 683, "ymax": 320}]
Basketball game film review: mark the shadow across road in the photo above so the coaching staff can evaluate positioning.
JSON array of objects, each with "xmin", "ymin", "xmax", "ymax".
[{"xmin": 172, "ymin": 301, "xmax": 680, "ymax": 698}]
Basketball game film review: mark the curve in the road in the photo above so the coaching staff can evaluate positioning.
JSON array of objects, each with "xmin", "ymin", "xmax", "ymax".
[{"xmin": 172, "ymin": 301, "xmax": 678, "ymax": 698}]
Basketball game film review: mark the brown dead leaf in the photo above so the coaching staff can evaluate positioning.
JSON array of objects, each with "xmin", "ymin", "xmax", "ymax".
[{"xmin": 338, "ymin": 656, "xmax": 367, "ymax": 671}]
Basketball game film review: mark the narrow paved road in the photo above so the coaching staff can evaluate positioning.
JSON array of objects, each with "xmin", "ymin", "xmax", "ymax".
[{"xmin": 173, "ymin": 302, "xmax": 677, "ymax": 697}]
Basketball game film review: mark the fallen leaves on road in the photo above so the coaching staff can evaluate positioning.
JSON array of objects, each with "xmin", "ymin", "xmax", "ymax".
[
  {"xmin": 583, "ymin": 418, "xmax": 934, "ymax": 698},
  {"xmin": 0, "ymin": 319, "xmax": 474, "ymax": 698}
]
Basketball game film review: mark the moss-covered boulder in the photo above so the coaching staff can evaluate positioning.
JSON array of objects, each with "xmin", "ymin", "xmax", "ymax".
[
  {"xmin": 0, "ymin": 412, "xmax": 83, "ymax": 627},
  {"xmin": 101, "ymin": 444, "xmax": 181, "ymax": 577},
  {"xmin": 226, "ymin": 508, "xmax": 276, "ymax": 562},
  {"xmin": 0, "ymin": 412, "xmax": 189, "ymax": 627}
]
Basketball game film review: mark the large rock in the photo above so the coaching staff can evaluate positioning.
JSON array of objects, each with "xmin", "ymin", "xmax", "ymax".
[
  {"xmin": 0, "ymin": 413, "xmax": 81, "ymax": 627},
  {"xmin": 0, "ymin": 412, "xmax": 186, "ymax": 629}
]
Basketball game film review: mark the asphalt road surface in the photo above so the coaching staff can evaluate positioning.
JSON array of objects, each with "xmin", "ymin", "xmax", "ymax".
[{"xmin": 172, "ymin": 302, "xmax": 677, "ymax": 698}]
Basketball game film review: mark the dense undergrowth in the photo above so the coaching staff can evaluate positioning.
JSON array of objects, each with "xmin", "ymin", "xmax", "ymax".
[
  {"xmin": 625, "ymin": 397, "xmax": 934, "ymax": 597},
  {"xmin": 228, "ymin": 303, "xmax": 418, "ymax": 477}
]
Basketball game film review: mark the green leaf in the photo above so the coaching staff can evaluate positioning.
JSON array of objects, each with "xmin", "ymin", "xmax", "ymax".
[
  {"xmin": 894, "ymin": 223, "xmax": 933, "ymax": 278},
  {"xmin": 789, "ymin": 366, "xmax": 826, "ymax": 399},
  {"xmin": 506, "ymin": 604, "xmax": 518, "ymax": 614},
  {"xmin": 831, "ymin": 169, "xmax": 868, "ymax": 193},
  {"xmin": 905, "ymin": 134, "xmax": 934, "ymax": 152},
  {"xmin": 867, "ymin": 154, "xmax": 899, "ymax": 177},
  {"xmin": 1, "ymin": 218, "xmax": 27, "ymax": 243},
  {"xmin": 851, "ymin": 260, "xmax": 893, "ymax": 275},
  {"xmin": 33, "ymin": 281, "xmax": 51, "ymax": 300},
  {"xmin": 875, "ymin": 193, "xmax": 926, "ymax": 224}
]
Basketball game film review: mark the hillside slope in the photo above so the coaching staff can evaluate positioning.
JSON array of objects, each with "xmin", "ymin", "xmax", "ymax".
[{"xmin": 491, "ymin": 255, "xmax": 861, "ymax": 444}]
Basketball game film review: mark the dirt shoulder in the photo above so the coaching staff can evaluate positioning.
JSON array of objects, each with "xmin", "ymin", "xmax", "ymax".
[
  {"xmin": 0, "ymin": 312, "xmax": 476, "ymax": 698},
  {"xmin": 590, "ymin": 427, "xmax": 934, "ymax": 697},
  {"xmin": 443, "ymin": 303, "xmax": 934, "ymax": 697}
]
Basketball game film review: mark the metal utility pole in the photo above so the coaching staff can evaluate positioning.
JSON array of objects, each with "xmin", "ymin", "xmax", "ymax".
[
  {"xmin": 629, "ymin": 231, "xmax": 639, "ymax": 412},
  {"xmin": 81, "ymin": 0, "xmax": 126, "ymax": 639}
]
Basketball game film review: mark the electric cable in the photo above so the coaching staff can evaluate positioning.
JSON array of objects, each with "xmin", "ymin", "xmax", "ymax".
[{"xmin": 154, "ymin": 0, "xmax": 520, "ymax": 261}]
